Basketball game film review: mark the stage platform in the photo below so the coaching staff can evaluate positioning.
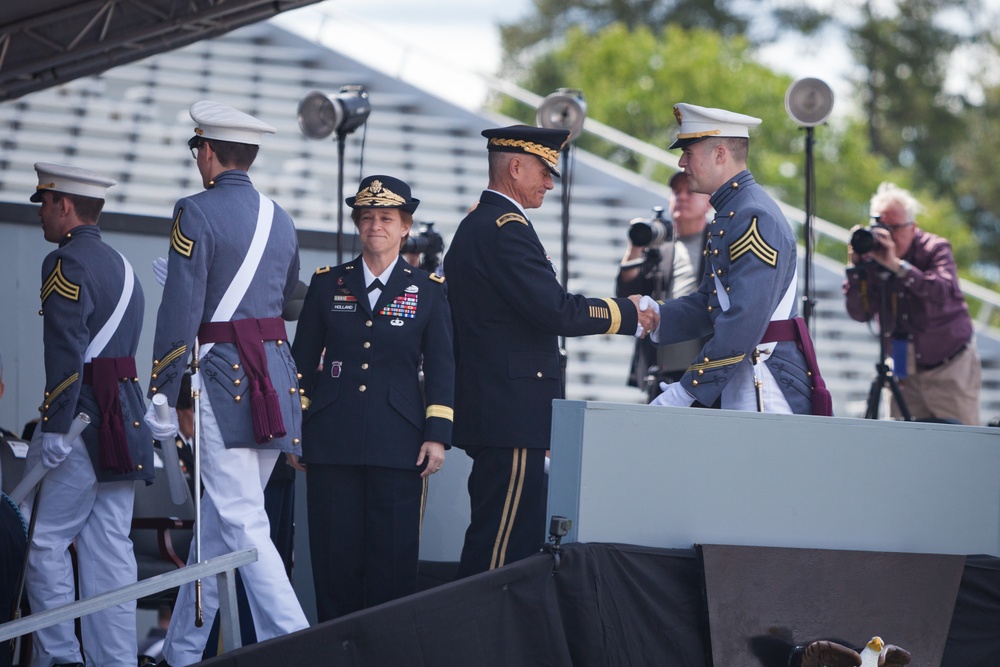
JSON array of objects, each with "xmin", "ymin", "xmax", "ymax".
[{"xmin": 198, "ymin": 403, "xmax": 1000, "ymax": 666}]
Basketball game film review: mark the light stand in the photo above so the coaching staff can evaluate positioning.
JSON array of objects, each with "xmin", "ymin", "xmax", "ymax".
[
  {"xmin": 297, "ymin": 85, "xmax": 372, "ymax": 264},
  {"xmin": 784, "ymin": 77, "xmax": 834, "ymax": 334},
  {"xmin": 537, "ymin": 88, "xmax": 587, "ymax": 292},
  {"xmin": 537, "ymin": 89, "xmax": 587, "ymax": 383}
]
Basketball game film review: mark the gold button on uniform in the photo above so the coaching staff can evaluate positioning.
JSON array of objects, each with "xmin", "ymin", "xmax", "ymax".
[
  {"xmin": 134, "ymin": 421, "xmax": 140, "ymax": 427},
  {"xmin": 362, "ymin": 363, "xmax": 369, "ymax": 370},
  {"xmin": 359, "ymin": 385, "xmax": 367, "ymax": 392},
  {"xmin": 366, "ymin": 320, "xmax": 373, "ymax": 327},
  {"xmin": 363, "ymin": 342, "xmax": 371, "ymax": 349},
  {"xmin": 289, "ymin": 387, "xmax": 296, "ymax": 394},
  {"xmin": 536, "ymin": 371, "xmax": 543, "ymax": 378}
]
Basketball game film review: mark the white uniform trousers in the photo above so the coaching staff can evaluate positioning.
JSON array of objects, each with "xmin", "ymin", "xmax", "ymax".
[
  {"xmin": 162, "ymin": 389, "xmax": 308, "ymax": 666},
  {"xmin": 21, "ymin": 432, "xmax": 137, "ymax": 667},
  {"xmin": 720, "ymin": 350, "xmax": 793, "ymax": 414}
]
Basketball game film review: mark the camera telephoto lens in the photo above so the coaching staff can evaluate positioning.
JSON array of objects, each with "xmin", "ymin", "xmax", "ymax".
[{"xmin": 850, "ymin": 226, "xmax": 877, "ymax": 254}]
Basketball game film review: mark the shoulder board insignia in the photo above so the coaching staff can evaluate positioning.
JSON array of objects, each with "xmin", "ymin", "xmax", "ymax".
[
  {"xmin": 315, "ymin": 266, "xmax": 331, "ymax": 274},
  {"xmin": 429, "ymin": 274, "xmax": 445, "ymax": 284},
  {"xmin": 730, "ymin": 217, "xmax": 778, "ymax": 267},
  {"xmin": 41, "ymin": 258, "xmax": 80, "ymax": 303},
  {"xmin": 170, "ymin": 208, "xmax": 195, "ymax": 259},
  {"xmin": 496, "ymin": 213, "xmax": 527, "ymax": 228}
]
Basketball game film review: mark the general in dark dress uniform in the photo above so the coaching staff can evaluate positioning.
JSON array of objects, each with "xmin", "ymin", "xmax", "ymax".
[
  {"xmin": 292, "ymin": 175, "xmax": 454, "ymax": 620},
  {"xmin": 444, "ymin": 126, "xmax": 654, "ymax": 577},
  {"xmin": 23, "ymin": 163, "xmax": 153, "ymax": 667}
]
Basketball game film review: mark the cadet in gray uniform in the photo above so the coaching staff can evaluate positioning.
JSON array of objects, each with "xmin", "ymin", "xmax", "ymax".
[
  {"xmin": 23, "ymin": 163, "xmax": 153, "ymax": 667},
  {"xmin": 143, "ymin": 102, "xmax": 308, "ymax": 666},
  {"xmin": 647, "ymin": 103, "xmax": 827, "ymax": 415}
]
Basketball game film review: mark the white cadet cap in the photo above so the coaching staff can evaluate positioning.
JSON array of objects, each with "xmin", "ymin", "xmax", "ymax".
[
  {"xmin": 668, "ymin": 103, "xmax": 762, "ymax": 149},
  {"xmin": 30, "ymin": 162, "xmax": 116, "ymax": 203},
  {"xmin": 189, "ymin": 100, "xmax": 276, "ymax": 146}
]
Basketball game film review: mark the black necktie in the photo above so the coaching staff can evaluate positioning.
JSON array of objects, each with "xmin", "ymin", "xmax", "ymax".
[{"xmin": 367, "ymin": 278, "xmax": 383, "ymax": 293}]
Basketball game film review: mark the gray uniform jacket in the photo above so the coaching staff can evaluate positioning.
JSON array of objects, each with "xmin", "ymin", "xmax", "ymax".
[
  {"xmin": 655, "ymin": 170, "xmax": 812, "ymax": 414},
  {"xmin": 40, "ymin": 225, "xmax": 154, "ymax": 483},
  {"xmin": 149, "ymin": 170, "xmax": 302, "ymax": 452}
]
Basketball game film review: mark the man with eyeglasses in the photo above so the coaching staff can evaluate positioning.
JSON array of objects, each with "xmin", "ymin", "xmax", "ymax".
[{"xmin": 844, "ymin": 181, "xmax": 981, "ymax": 425}]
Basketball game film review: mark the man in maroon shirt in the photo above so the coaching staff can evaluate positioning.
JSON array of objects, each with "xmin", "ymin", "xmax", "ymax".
[{"xmin": 844, "ymin": 182, "xmax": 981, "ymax": 425}]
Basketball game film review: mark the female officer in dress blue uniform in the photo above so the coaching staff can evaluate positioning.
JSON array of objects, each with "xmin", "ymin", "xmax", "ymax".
[{"xmin": 290, "ymin": 175, "xmax": 455, "ymax": 621}]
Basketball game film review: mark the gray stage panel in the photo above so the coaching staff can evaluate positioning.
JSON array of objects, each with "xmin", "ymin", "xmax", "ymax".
[{"xmin": 547, "ymin": 401, "xmax": 1000, "ymax": 556}]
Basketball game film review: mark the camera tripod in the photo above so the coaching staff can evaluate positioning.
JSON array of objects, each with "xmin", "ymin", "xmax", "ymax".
[{"xmin": 862, "ymin": 267, "xmax": 913, "ymax": 420}]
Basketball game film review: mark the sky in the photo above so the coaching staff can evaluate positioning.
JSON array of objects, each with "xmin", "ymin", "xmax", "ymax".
[
  {"xmin": 273, "ymin": 0, "xmax": 998, "ymax": 117},
  {"xmin": 273, "ymin": 0, "xmax": 529, "ymax": 110}
]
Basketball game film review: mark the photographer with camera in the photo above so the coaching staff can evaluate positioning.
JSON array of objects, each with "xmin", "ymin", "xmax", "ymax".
[
  {"xmin": 616, "ymin": 171, "xmax": 712, "ymax": 398},
  {"xmin": 402, "ymin": 221, "xmax": 445, "ymax": 276},
  {"xmin": 844, "ymin": 182, "xmax": 981, "ymax": 425}
]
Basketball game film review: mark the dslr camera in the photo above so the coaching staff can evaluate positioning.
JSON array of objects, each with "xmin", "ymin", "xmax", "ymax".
[
  {"xmin": 850, "ymin": 215, "xmax": 888, "ymax": 254},
  {"xmin": 628, "ymin": 206, "xmax": 673, "ymax": 247},
  {"xmin": 402, "ymin": 221, "xmax": 444, "ymax": 256},
  {"xmin": 401, "ymin": 221, "xmax": 445, "ymax": 273}
]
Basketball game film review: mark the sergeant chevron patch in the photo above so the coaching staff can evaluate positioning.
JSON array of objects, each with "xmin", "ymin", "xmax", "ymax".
[
  {"xmin": 730, "ymin": 218, "xmax": 778, "ymax": 267},
  {"xmin": 41, "ymin": 259, "xmax": 80, "ymax": 303},
  {"xmin": 170, "ymin": 208, "xmax": 195, "ymax": 258}
]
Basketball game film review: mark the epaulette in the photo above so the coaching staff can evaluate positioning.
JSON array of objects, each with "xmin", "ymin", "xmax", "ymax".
[
  {"xmin": 315, "ymin": 266, "xmax": 331, "ymax": 274},
  {"xmin": 496, "ymin": 213, "xmax": 527, "ymax": 228},
  {"xmin": 429, "ymin": 273, "xmax": 445, "ymax": 284}
]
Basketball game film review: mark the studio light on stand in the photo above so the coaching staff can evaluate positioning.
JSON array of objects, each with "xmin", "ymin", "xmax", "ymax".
[
  {"xmin": 784, "ymin": 77, "xmax": 834, "ymax": 335},
  {"xmin": 537, "ymin": 88, "xmax": 587, "ymax": 382},
  {"xmin": 298, "ymin": 85, "xmax": 372, "ymax": 264}
]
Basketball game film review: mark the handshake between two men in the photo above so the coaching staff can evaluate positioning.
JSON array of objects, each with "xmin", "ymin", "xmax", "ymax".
[{"xmin": 628, "ymin": 294, "xmax": 660, "ymax": 339}]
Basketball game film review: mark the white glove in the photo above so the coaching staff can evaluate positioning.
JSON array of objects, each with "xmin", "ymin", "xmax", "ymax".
[
  {"xmin": 649, "ymin": 381, "xmax": 696, "ymax": 408},
  {"xmin": 144, "ymin": 399, "xmax": 179, "ymax": 441},
  {"xmin": 41, "ymin": 432, "xmax": 71, "ymax": 469},
  {"xmin": 152, "ymin": 257, "xmax": 168, "ymax": 287},
  {"xmin": 636, "ymin": 295, "xmax": 660, "ymax": 341}
]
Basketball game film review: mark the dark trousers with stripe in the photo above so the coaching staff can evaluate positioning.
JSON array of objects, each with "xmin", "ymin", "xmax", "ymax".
[
  {"xmin": 307, "ymin": 463, "xmax": 423, "ymax": 621},
  {"xmin": 456, "ymin": 446, "xmax": 547, "ymax": 578}
]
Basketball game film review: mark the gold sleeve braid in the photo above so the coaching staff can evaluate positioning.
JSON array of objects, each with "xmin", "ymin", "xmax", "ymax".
[
  {"xmin": 426, "ymin": 405, "xmax": 454, "ymax": 421},
  {"xmin": 686, "ymin": 354, "xmax": 746, "ymax": 373},
  {"xmin": 600, "ymin": 298, "xmax": 622, "ymax": 334}
]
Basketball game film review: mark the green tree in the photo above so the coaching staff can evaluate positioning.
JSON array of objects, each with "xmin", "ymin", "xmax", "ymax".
[
  {"xmin": 494, "ymin": 21, "xmax": 980, "ymax": 273},
  {"xmin": 493, "ymin": 0, "xmax": 998, "ymax": 284}
]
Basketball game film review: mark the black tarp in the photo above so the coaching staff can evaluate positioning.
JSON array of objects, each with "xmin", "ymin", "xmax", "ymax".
[{"xmin": 197, "ymin": 543, "xmax": 1000, "ymax": 667}]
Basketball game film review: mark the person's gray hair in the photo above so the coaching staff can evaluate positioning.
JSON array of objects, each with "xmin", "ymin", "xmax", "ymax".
[{"xmin": 870, "ymin": 182, "xmax": 924, "ymax": 223}]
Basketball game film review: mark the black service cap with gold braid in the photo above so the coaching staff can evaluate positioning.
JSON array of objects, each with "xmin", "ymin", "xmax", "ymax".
[
  {"xmin": 345, "ymin": 174, "xmax": 420, "ymax": 214},
  {"xmin": 482, "ymin": 125, "xmax": 569, "ymax": 177}
]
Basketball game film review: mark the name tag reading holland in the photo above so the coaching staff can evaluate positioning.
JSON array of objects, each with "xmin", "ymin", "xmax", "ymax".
[{"xmin": 332, "ymin": 294, "xmax": 357, "ymax": 312}]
